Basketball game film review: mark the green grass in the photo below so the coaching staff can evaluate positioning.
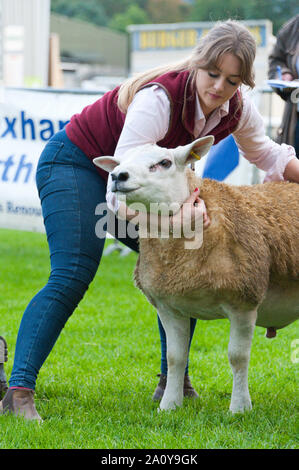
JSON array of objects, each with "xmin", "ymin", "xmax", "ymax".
[{"xmin": 0, "ymin": 228, "xmax": 298, "ymax": 449}]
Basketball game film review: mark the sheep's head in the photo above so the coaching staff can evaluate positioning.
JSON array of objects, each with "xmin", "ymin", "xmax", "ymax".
[{"xmin": 93, "ymin": 136, "xmax": 214, "ymax": 212}]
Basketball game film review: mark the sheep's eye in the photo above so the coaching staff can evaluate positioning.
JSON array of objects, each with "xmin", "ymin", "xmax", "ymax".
[
  {"xmin": 149, "ymin": 159, "xmax": 172, "ymax": 172},
  {"xmin": 159, "ymin": 159, "xmax": 172, "ymax": 168}
]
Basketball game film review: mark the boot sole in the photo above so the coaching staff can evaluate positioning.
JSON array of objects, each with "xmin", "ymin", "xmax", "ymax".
[{"xmin": 0, "ymin": 337, "xmax": 8, "ymax": 363}]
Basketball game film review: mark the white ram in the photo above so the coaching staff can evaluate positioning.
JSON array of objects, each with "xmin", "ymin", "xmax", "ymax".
[{"xmin": 94, "ymin": 136, "xmax": 299, "ymax": 413}]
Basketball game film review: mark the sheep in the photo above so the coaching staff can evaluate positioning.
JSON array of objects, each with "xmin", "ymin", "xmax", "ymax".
[{"xmin": 93, "ymin": 136, "xmax": 299, "ymax": 414}]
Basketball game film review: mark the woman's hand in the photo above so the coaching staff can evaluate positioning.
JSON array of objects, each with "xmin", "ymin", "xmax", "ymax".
[
  {"xmin": 170, "ymin": 188, "xmax": 210, "ymax": 237},
  {"xmin": 282, "ymin": 72, "xmax": 293, "ymax": 82},
  {"xmin": 122, "ymin": 188, "xmax": 210, "ymax": 239}
]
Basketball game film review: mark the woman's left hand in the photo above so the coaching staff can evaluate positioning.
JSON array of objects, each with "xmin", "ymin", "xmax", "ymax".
[{"xmin": 171, "ymin": 188, "xmax": 211, "ymax": 236}]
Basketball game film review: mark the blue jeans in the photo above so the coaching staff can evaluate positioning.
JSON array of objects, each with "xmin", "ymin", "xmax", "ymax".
[{"xmin": 9, "ymin": 129, "xmax": 196, "ymax": 390}]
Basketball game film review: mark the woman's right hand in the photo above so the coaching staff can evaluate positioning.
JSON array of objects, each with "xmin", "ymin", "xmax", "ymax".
[{"xmin": 170, "ymin": 188, "xmax": 210, "ymax": 237}]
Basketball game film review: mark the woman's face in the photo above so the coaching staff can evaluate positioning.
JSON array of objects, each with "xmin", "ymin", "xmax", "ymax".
[{"xmin": 196, "ymin": 52, "xmax": 242, "ymax": 117}]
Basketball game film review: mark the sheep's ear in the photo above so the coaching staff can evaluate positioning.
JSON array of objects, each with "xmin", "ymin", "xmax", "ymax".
[
  {"xmin": 174, "ymin": 135, "xmax": 214, "ymax": 167},
  {"xmin": 93, "ymin": 156, "xmax": 120, "ymax": 173}
]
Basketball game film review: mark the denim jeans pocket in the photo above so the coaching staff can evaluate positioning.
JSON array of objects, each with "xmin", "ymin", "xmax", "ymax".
[{"xmin": 36, "ymin": 140, "xmax": 64, "ymax": 188}]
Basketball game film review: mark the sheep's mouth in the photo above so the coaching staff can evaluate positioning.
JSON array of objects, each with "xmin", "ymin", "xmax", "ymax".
[{"xmin": 113, "ymin": 186, "xmax": 141, "ymax": 194}]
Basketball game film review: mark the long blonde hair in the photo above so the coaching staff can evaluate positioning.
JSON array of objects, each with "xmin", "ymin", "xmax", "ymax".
[{"xmin": 117, "ymin": 20, "xmax": 256, "ymax": 113}]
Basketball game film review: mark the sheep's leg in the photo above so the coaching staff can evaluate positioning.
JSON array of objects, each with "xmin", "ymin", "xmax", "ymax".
[
  {"xmin": 157, "ymin": 309, "xmax": 190, "ymax": 411},
  {"xmin": 227, "ymin": 308, "xmax": 257, "ymax": 413}
]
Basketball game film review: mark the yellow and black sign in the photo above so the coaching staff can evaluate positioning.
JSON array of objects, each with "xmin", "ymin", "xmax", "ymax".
[
  {"xmin": 139, "ymin": 29, "xmax": 198, "ymax": 50},
  {"xmin": 130, "ymin": 23, "xmax": 267, "ymax": 51}
]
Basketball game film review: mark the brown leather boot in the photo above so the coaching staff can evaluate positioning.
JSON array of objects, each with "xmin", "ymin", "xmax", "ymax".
[
  {"xmin": 0, "ymin": 388, "xmax": 42, "ymax": 422},
  {"xmin": 0, "ymin": 337, "xmax": 8, "ymax": 399},
  {"xmin": 183, "ymin": 374, "xmax": 199, "ymax": 398},
  {"xmin": 152, "ymin": 373, "xmax": 199, "ymax": 401}
]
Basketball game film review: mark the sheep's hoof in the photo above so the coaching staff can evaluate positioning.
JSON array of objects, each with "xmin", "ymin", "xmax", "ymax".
[
  {"xmin": 158, "ymin": 400, "xmax": 181, "ymax": 412},
  {"xmin": 158, "ymin": 404, "xmax": 176, "ymax": 412},
  {"xmin": 229, "ymin": 398, "xmax": 252, "ymax": 414},
  {"xmin": 158, "ymin": 406, "xmax": 175, "ymax": 413}
]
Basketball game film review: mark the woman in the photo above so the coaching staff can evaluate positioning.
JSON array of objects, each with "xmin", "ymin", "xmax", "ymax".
[{"xmin": 1, "ymin": 20, "xmax": 298, "ymax": 421}]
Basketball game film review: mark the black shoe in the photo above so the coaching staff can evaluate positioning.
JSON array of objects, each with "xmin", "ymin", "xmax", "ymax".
[
  {"xmin": 152, "ymin": 373, "xmax": 199, "ymax": 401},
  {"xmin": 0, "ymin": 337, "xmax": 8, "ymax": 399}
]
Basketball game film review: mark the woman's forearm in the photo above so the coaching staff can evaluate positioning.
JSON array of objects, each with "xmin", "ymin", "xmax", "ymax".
[{"xmin": 283, "ymin": 158, "xmax": 299, "ymax": 183}]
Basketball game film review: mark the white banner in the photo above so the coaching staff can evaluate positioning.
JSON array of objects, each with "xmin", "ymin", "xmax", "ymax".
[
  {"xmin": 0, "ymin": 86, "xmax": 266, "ymax": 234},
  {"xmin": 0, "ymin": 87, "xmax": 102, "ymax": 232}
]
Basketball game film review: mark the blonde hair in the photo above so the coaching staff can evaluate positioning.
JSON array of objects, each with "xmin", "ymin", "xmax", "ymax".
[{"xmin": 118, "ymin": 20, "xmax": 256, "ymax": 113}]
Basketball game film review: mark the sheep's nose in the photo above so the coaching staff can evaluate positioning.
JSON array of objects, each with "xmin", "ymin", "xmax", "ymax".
[{"xmin": 111, "ymin": 171, "xmax": 129, "ymax": 182}]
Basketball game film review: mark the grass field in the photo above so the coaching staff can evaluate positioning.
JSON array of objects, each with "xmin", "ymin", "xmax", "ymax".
[{"xmin": 0, "ymin": 228, "xmax": 298, "ymax": 449}]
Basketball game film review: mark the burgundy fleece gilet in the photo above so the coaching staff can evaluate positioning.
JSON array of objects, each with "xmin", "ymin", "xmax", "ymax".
[{"xmin": 65, "ymin": 70, "xmax": 242, "ymax": 181}]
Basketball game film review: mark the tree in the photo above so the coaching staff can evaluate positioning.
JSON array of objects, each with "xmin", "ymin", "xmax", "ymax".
[
  {"xmin": 188, "ymin": 0, "xmax": 246, "ymax": 23},
  {"xmin": 108, "ymin": 4, "xmax": 150, "ymax": 33},
  {"xmin": 51, "ymin": 0, "xmax": 108, "ymax": 27},
  {"xmin": 188, "ymin": 0, "xmax": 299, "ymax": 33},
  {"xmin": 146, "ymin": 0, "xmax": 191, "ymax": 23},
  {"xmin": 242, "ymin": 0, "xmax": 299, "ymax": 33},
  {"xmin": 51, "ymin": 0, "xmax": 299, "ymax": 34},
  {"xmin": 98, "ymin": 0, "xmax": 149, "ymax": 18}
]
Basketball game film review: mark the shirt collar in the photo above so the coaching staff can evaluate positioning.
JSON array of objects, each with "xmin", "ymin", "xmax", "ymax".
[{"xmin": 195, "ymin": 93, "xmax": 230, "ymax": 122}]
